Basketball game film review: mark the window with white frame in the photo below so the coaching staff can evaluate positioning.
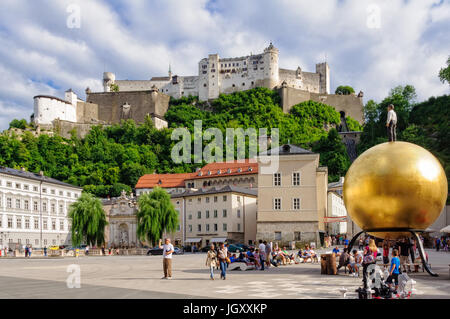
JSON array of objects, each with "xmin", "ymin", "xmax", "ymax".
[
  {"xmin": 293, "ymin": 198, "xmax": 301, "ymax": 210},
  {"xmin": 188, "ymin": 225, "xmax": 192, "ymax": 232},
  {"xmin": 222, "ymin": 209, "xmax": 227, "ymax": 218},
  {"xmin": 8, "ymin": 216, "xmax": 13, "ymax": 228},
  {"xmin": 43, "ymin": 219, "xmax": 48, "ymax": 230},
  {"xmin": 206, "ymin": 224, "xmax": 210, "ymax": 232},
  {"xmin": 274, "ymin": 198, "xmax": 281, "ymax": 210},
  {"xmin": 273, "ymin": 173, "xmax": 281, "ymax": 186},
  {"xmin": 197, "ymin": 224, "xmax": 201, "ymax": 232},
  {"xmin": 24, "ymin": 200, "xmax": 29, "ymax": 210},
  {"xmin": 7, "ymin": 198, "xmax": 11, "ymax": 208},
  {"xmin": 52, "ymin": 219, "xmax": 56, "ymax": 230},
  {"xmin": 42, "ymin": 202, "xmax": 47, "ymax": 212},
  {"xmin": 15, "ymin": 199, "xmax": 20, "ymax": 209},
  {"xmin": 25, "ymin": 217, "xmax": 30, "ymax": 229},
  {"xmin": 33, "ymin": 201, "xmax": 38, "ymax": 211},
  {"xmin": 16, "ymin": 216, "xmax": 22, "ymax": 228},
  {"xmin": 292, "ymin": 172, "xmax": 301, "ymax": 186},
  {"xmin": 223, "ymin": 223, "xmax": 227, "ymax": 231},
  {"xmin": 34, "ymin": 219, "xmax": 39, "ymax": 229}
]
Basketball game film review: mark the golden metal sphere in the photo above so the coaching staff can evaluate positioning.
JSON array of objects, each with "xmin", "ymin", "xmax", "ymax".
[{"xmin": 343, "ymin": 142, "xmax": 447, "ymax": 239}]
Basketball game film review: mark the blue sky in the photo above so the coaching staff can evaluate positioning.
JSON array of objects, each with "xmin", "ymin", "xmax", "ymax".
[{"xmin": 0, "ymin": 0, "xmax": 449, "ymax": 130}]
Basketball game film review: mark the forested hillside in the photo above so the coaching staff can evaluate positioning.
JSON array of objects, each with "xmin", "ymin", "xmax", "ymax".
[{"xmin": 0, "ymin": 88, "xmax": 365, "ymax": 197}]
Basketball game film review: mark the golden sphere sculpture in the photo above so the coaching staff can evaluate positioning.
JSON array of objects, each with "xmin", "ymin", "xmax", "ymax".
[{"xmin": 343, "ymin": 141, "xmax": 447, "ymax": 239}]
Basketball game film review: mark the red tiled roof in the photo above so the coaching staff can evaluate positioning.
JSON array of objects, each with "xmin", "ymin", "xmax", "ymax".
[
  {"xmin": 135, "ymin": 160, "xmax": 258, "ymax": 189},
  {"xmin": 190, "ymin": 159, "xmax": 258, "ymax": 180},
  {"xmin": 135, "ymin": 173, "xmax": 195, "ymax": 189}
]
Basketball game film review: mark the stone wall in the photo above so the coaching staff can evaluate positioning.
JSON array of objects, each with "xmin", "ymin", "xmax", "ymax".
[
  {"xmin": 53, "ymin": 119, "xmax": 107, "ymax": 139},
  {"xmin": 85, "ymin": 90, "xmax": 170, "ymax": 124},
  {"xmin": 256, "ymin": 221, "xmax": 319, "ymax": 244},
  {"xmin": 279, "ymin": 86, "xmax": 364, "ymax": 123}
]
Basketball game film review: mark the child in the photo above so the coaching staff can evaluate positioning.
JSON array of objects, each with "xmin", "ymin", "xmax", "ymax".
[{"xmin": 386, "ymin": 249, "xmax": 400, "ymax": 292}]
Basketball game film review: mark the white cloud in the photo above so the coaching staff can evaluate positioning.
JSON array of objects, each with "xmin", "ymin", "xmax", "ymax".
[{"xmin": 0, "ymin": 0, "xmax": 448, "ymax": 130}]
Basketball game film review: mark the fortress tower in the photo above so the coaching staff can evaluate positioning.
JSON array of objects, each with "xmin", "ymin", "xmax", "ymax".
[
  {"xmin": 103, "ymin": 72, "xmax": 116, "ymax": 92},
  {"xmin": 262, "ymin": 42, "xmax": 280, "ymax": 89}
]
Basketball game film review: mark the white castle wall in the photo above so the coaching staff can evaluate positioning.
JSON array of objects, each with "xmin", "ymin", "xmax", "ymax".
[
  {"xmin": 102, "ymin": 44, "xmax": 329, "ymax": 101},
  {"xmin": 33, "ymin": 96, "xmax": 77, "ymax": 125}
]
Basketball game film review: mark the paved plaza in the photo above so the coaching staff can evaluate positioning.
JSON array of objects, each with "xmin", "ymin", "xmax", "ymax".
[{"xmin": 0, "ymin": 249, "xmax": 449, "ymax": 299}]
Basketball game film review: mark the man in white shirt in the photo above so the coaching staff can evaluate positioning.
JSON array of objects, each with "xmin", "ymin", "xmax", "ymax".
[
  {"xmin": 258, "ymin": 240, "xmax": 266, "ymax": 270},
  {"xmin": 159, "ymin": 238, "xmax": 174, "ymax": 279},
  {"xmin": 386, "ymin": 104, "xmax": 397, "ymax": 142}
]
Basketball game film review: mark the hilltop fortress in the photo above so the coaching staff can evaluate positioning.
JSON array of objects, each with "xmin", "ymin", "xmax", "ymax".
[{"xmin": 31, "ymin": 43, "xmax": 363, "ymax": 138}]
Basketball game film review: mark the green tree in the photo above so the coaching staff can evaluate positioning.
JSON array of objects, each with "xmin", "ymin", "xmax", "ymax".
[
  {"xmin": 312, "ymin": 129, "xmax": 350, "ymax": 182},
  {"xmin": 9, "ymin": 119, "xmax": 28, "ymax": 129},
  {"xmin": 110, "ymin": 83, "xmax": 120, "ymax": 92},
  {"xmin": 439, "ymin": 56, "xmax": 450, "ymax": 85},
  {"xmin": 69, "ymin": 192, "xmax": 108, "ymax": 246},
  {"xmin": 335, "ymin": 85, "xmax": 355, "ymax": 95},
  {"xmin": 136, "ymin": 187, "xmax": 179, "ymax": 246}
]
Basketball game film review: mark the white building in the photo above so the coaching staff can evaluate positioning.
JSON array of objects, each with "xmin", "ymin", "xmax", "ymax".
[
  {"xmin": 171, "ymin": 186, "xmax": 258, "ymax": 247},
  {"xmin": 104, "ymin": 43, "xmax": 330, "ymax": 101},
  {"xmin": 327, "ymin": 191, "xmax": 347, "ymax": 235},
  {"xmin": 33, "ymin": 89, "xmax": 80, "ymax": 126},
  {"xmin": 0, "ymin": 167, "xmax": 82, "ymax": 249}
]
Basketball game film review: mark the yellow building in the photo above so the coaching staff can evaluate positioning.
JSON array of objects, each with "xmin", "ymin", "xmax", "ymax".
[
  {"xmin": 257, "ymin": 144, "xmax": 327, "ymax": 246},
  {"xmin": 170, "ymin": 186, "xmax": 257, "ymax": 248}
]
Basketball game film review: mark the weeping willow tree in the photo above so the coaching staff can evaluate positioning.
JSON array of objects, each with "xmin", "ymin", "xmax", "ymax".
[
  {"xmin": 136, "ymin": 187, "xmax": 179, "ymax": 246},
  {"xmin": 69, "ymin": 192, "xmax": 108, "ymax": 247}
]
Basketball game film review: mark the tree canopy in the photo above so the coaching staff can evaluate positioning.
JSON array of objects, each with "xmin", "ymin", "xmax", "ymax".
[
  {"xmin": 68, "ymin": 192, "xmax": 108, "ymax": 247},
  {"xmin": 335, "ymin": 85, "xmax": 355, "ymax": 95},
  {"xmin": 136, "ymin": 187, "xmax": 179, "ymax": 246}
]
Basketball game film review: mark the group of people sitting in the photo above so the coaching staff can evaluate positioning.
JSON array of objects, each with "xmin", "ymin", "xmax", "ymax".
[{"xmin": 336, "ymin": 239, "xmax": 379, "ymax": 277}]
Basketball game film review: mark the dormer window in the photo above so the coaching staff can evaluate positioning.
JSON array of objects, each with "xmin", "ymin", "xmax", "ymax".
[
  {"xmin": 227, "ymin": 168, "xmax": 231, "ymax": 173},
  {"xmin": 198, "ymin": 171, "xmax": 203, "ymax": 176},
  {"xmin": 217, "ymin": 170, "xmax": 221, "ymax": 174},
  {"xmin": 237, "ymin": 168, "xmax": 242, "ymax": 173},
  {"xmin": 207, "ymin": 170, "xmax": 211, "ymax": 175},
  {"xmin": 248, "ymin": 167, "xmax": 253, "ymax": 172}
]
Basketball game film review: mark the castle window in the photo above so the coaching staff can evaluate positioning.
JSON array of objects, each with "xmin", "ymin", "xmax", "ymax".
[
  {"xmin": 211, "ymin": 69, "xmax": 215, "ymax": 73},
  {"xmin": 232, "ymin": 84, "xmax": 235, "ymax": 87},
  {"xmin": 242, "ymin": 83, "xmax": 245, "ymax": 86},
  {"xmin": 203, "ymin": 84, "xmax": 207, "ymax": 87},
  {"xmin": 202, "ymin": 71, "xmax": 207, "ymax": 74}
]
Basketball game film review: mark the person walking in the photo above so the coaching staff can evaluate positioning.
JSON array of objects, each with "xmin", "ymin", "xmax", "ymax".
[
  {"xmin": 264, "ymin": 241, "xmax": 271, "ymax": 268},
  {"xmin": 218, "ymin": 243, "xmax": 228, "ymax": 280},
  {"xmin": 159, "ymin": 238, "xmax": 174, "ymax": 279},
  {"xmin": 386, "ymin": 249, "xmax": 401, "ymax": 292},
  {"xmin": 258, "ymin": 240, "xmax": 266, "ymax": 271},
  {"xmin": 358, "ymin": 238, "xmax": 364, "ymax": 251},
  {"xmin": 386, "ymin": 104, "xmax": 397, "ymax": 142},
  {"xmin": 43, "ymin": 246, "xmax": 47, "ymax": 257},
  {"xmin": 85, "ymin": 245, "xmax": 89, "ymax": 256},
  {"xmin": 205, "ymin": 244, "xmax": 217, "ymax": 280},
  {"xmin": 28, "ymin": 246, "xmax": 32, "ymax": 258}
]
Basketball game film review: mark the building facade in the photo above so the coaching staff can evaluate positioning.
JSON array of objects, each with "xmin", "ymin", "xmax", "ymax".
[
  {"xmin": 326, "ymin": 191, "xmax": 347, "ymax": 235},
  {"xmin": 135, "ymin": 160, "xmax": 258, "ymax": 196},
  {"xmin": 0, "ymin": 167, "xmax": 82, "ymax": 249},
  {"xmin": 104, "ymin": 43, "xmax": 329, "ymax": 101},
  {"xmin": 256, "ymin": 144, "xmax": 328, "ymax": 245},
  {"xmin": 171, "ymin": 186, "xmax": 257, "ymax": 248}
]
